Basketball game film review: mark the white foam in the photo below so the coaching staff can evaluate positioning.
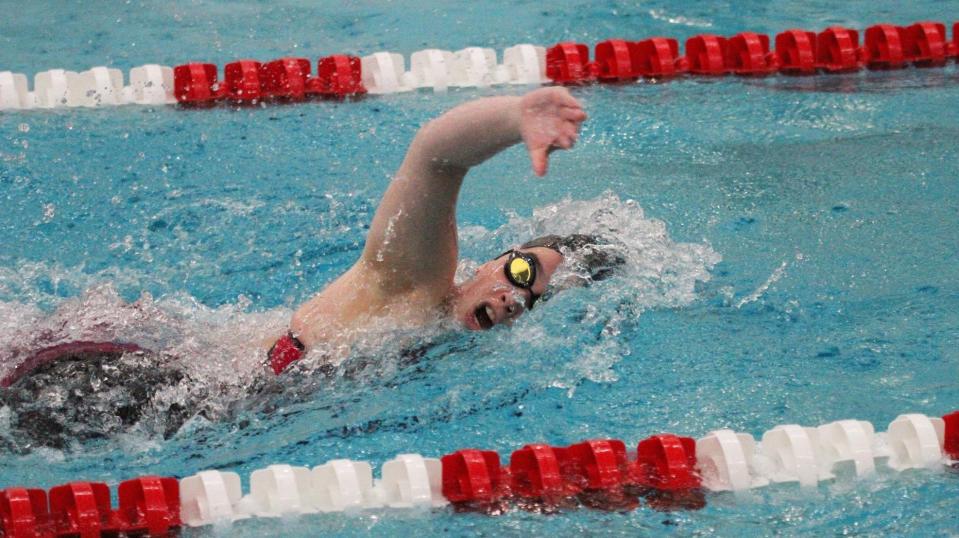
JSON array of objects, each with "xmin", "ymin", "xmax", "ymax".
[
  {"xmin": 0, "ymin": 193, "xmax": 720, "ymax": 446},
  {"xmin": 457, "ymin": 192, "xmax": 721, "ymax": 393}
]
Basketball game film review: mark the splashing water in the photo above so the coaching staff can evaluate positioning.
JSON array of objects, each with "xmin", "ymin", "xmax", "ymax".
[
  {"xmin": 458, "ymin": 192, "xmax": 720, "ymax": 395},
  {"xmin": 0, "ymin": 193, "xmax": 718, "ymax": 452}
]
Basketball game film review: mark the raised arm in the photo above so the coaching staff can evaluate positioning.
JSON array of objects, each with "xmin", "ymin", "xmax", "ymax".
[{"xmin": 360, "ymin": 88, "xmax": 587, "ymax": 299}]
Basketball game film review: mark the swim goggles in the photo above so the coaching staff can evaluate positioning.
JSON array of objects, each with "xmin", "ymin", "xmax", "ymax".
[{"xmin": 502, "ymin": 250, "xmax": 541, "ymax": 308}]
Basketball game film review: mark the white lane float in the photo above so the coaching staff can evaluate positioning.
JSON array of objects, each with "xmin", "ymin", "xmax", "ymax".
[
  {"xmin": 450, "ymin": 47, "xmax": 503, "ymax": 87},
  {"xmin": 816, "ymin": 419, "xmax": 879, "ymax": 477},
  {"xmin": 407, "ymin": 49, "xmax": 454, "ymax": 92},
  {"xmin": 9, "ymin": 65, "xmax": 174, "ymax": 110},
  {"xmin": 378, "ymin": 453, "xmax": 448, "ymax": 508},
  {"xmin": 885, "ymin": 413, "xmax": 946, "ymax": 471},
  {"xmin": 72, "ymin": 66, "xmax": 124, "ymax": 107},
  {"xmin": 179, "ymin": 470, "xmax": 249, "ymax": 527},
  {"xmin": 0, "ymin": 72, "xmax": 29, "ymax": 110},
  {"xmin": 34, "ymin": 69, "xmax": 77, "ymax": 108},
  {"xmin": 128, "ymin": 64, "xmax": 176, "ymax": 105},
  {"xmin": 311, "ymin": 459, "xmax": 381, "ymax": 511},
  {"xmin": 240, "ymin": 464, "xmax": 315, "ymax": 517},
  {"xmin": 502, "ymin": 44, "xmax": 547, "ymax": 84},
  {"xmin": 696, "ymin": 429, "xmax": 769, "ymax": 491},
  {"xmin": 361, "ymin": 52, "xmax": 411, "ymax": 94},
  {"xmin": 760, "ymin": 424, "xmax": 831, "ymax": 487}
]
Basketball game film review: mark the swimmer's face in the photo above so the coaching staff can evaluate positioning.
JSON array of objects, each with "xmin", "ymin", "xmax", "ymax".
[{"xmin": 453, "ymin": 246, "xmax": 564, "ymax": 330}]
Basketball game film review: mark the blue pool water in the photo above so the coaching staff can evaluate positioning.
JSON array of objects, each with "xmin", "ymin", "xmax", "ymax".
[{"xmin": 1, "ymin": 0, "xmax": 958, "ymax": 535}]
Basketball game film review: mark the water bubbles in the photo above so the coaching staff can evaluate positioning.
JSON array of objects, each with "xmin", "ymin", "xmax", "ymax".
[
  {"xmin": 41, "ymin": 203, "xmax": 56, "ymax": 223},
  {"xmin": 108, "ymin": 234, "xmax": 133, "ymax": 251},
  {"xmin": 17, "ymin": 123, "xmax": 29, "ymax": 133}
]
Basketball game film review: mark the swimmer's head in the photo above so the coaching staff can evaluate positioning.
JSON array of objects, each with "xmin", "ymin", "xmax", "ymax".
[{"xmin": 452, "ymin": 234, "xmax": 626, "ymax": 330}]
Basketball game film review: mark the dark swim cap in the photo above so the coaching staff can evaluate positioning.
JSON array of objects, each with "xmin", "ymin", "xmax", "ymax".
[{"xmin": 520, "ymin": 233, "xmax": 626, "ymax": 283}]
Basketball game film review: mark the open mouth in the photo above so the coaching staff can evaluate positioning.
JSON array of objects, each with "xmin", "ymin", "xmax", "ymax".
[{"xmin": 473, "ymin": 303, "xmax": 495, "ymax": 330}]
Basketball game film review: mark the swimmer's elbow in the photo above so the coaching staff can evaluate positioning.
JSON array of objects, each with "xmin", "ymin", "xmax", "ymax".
[{"xmin": 407, "ymin": 119, "xmax": 472, "ymax": 175}]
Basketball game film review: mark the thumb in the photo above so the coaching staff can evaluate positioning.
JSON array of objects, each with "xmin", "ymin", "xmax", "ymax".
[{"xmin": 529, "ymin": 147, "xmax": 548, "ymax": 177}]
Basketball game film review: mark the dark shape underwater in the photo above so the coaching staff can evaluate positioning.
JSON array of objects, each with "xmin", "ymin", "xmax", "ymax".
[{"xmin": 0, "ymin": 342, "xmax": 196, "ymax": 451}]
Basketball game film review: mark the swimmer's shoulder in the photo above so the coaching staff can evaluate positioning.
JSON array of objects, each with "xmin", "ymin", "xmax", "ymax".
[{"xmin": 292, "ymin": 264, "xmax": 447, "ymax": 345}]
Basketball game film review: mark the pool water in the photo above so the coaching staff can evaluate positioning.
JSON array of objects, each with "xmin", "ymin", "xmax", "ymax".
[{"xmin": 1, "ymin": 0, "xmax": 958, "ymax": 535}]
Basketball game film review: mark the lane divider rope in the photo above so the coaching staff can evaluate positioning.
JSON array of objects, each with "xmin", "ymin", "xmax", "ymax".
[
  {"xmin": 0, "ymin": 410, "xmax": 956, "ymax": 536},
  {"xmin": 0, "ymin": 20, "xmax": 956, "ymax": 111}
]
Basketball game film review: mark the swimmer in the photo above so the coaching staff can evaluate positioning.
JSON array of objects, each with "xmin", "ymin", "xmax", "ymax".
[
  {"xmin": 1, "ymin": 88, "xmax": 623, "ymax": 449},
  {"xmin": 270, "ymin": 87, "xmax": 624, "ymax": 374}
]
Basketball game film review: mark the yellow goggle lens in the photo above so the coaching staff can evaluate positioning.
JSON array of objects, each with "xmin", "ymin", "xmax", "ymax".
[{"xmin": 508, "ymin": 257, "xmax": 533, "ymax": 285}]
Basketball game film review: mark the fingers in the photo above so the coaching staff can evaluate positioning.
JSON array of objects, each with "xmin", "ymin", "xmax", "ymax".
[
  {"xmin": 553, "ymin": 122, "xmax": 579, "ymax": 150},
  {"xmin": 529, "ymin": 147, "xmax": 548, "ymax": 177},
  {"xmin": 555, "ymin": 131, "xmax": 576, "ymax": 149},
  {"xmin": 562, "ymin": 106, "xmax": 588, "ymax": 123},
  {"xmin": 530, "ymin": 134, "xmax": 573, "ymax": 176}
]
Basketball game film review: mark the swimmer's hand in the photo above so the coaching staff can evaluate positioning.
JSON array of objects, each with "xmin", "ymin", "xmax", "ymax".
[{"xmin": 519, "ymin": 87, "xmax": 588, "ymax": 177}]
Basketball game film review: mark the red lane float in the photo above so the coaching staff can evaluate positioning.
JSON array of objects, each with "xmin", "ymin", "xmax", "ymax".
[
  {"xmin": 557, "ymin": 439, "xmax": 630, "ymax": 492},
  {"xmin": 263, "ymin": 57, "xmax": 311, "ymax": 100},
  {"xmin": 49, "ymin": 482, "xmax": 114, "ymax": 537},
  {"xmin": 864, "ymin": 24, "xmax": 909, "ymax": 69},
  {"xmin": 313, "ymin": 55, "xmax": 366, "ymax": 96},
  {"xmin": 0, "ymin": 477, "xmax": 181, "ymax": 538},
  {"xmin": 953, "ymin": 22, "xmax": 959, "ymax": 58},
  {"xmin": 174, "ymin": 55, "xmax": 366, "ymax": 105},
  {"xmin": 223, "ymin": 60, "xmax": 264, "ymax": 102},
  {"xmin": 440, "ymin": 439, "xmax": 638, "ymax": 506},
  {"xmin": 546, "ymin": 42, "xmax": 593, "ymax": 84},
  {"xmin": 633, "ymin": 434, "xmax": 700, "ymax": 491},
  {"xmin": 726, "ymin": 32, "xmax": 778, "ymax": 75},
  {"xmin": 117, "ymin": 476, "xmax": 181, "ymax": 536},
  {"xmin": 594, "ymin": 39, "xmax": 636, "ymax": 81},
  {"xmin": 631, "ymin": 37, "xmax": 685, "ymax": 77},
  {"xmin": 173, "ymin": 62, "xmax": 219, "ymax": 104},
  {"xmin": 944, "ymin": 410, "xmax": 959, "ymax": 460},
  {"xmin": 509, "ymin": 444, "xmax": 568, "ymax": 501},
  {"xmin": 816, "ymin": 27, "xmax": 862, "ymax": 72},
  {"xmin": 441, "ymin": 449, "xmax": 505, "ymax": 505},
  {"xmin": 905, "ymin": 22, "xmax": 949, "ymax": 67},
  {"xmin": 776, "ymin": 29, "xmax": 818, "ymax": 74},
  {"xmin": 685, "ymin": 35, "xmax": 728, "ymax": 75},
  {"xmin": 558, "ymin": 20, "xmax": 952, "ymax": 80},
  {"xmin": 0, "ymin": 488, "xmax": 49, "ymax": 538}
]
